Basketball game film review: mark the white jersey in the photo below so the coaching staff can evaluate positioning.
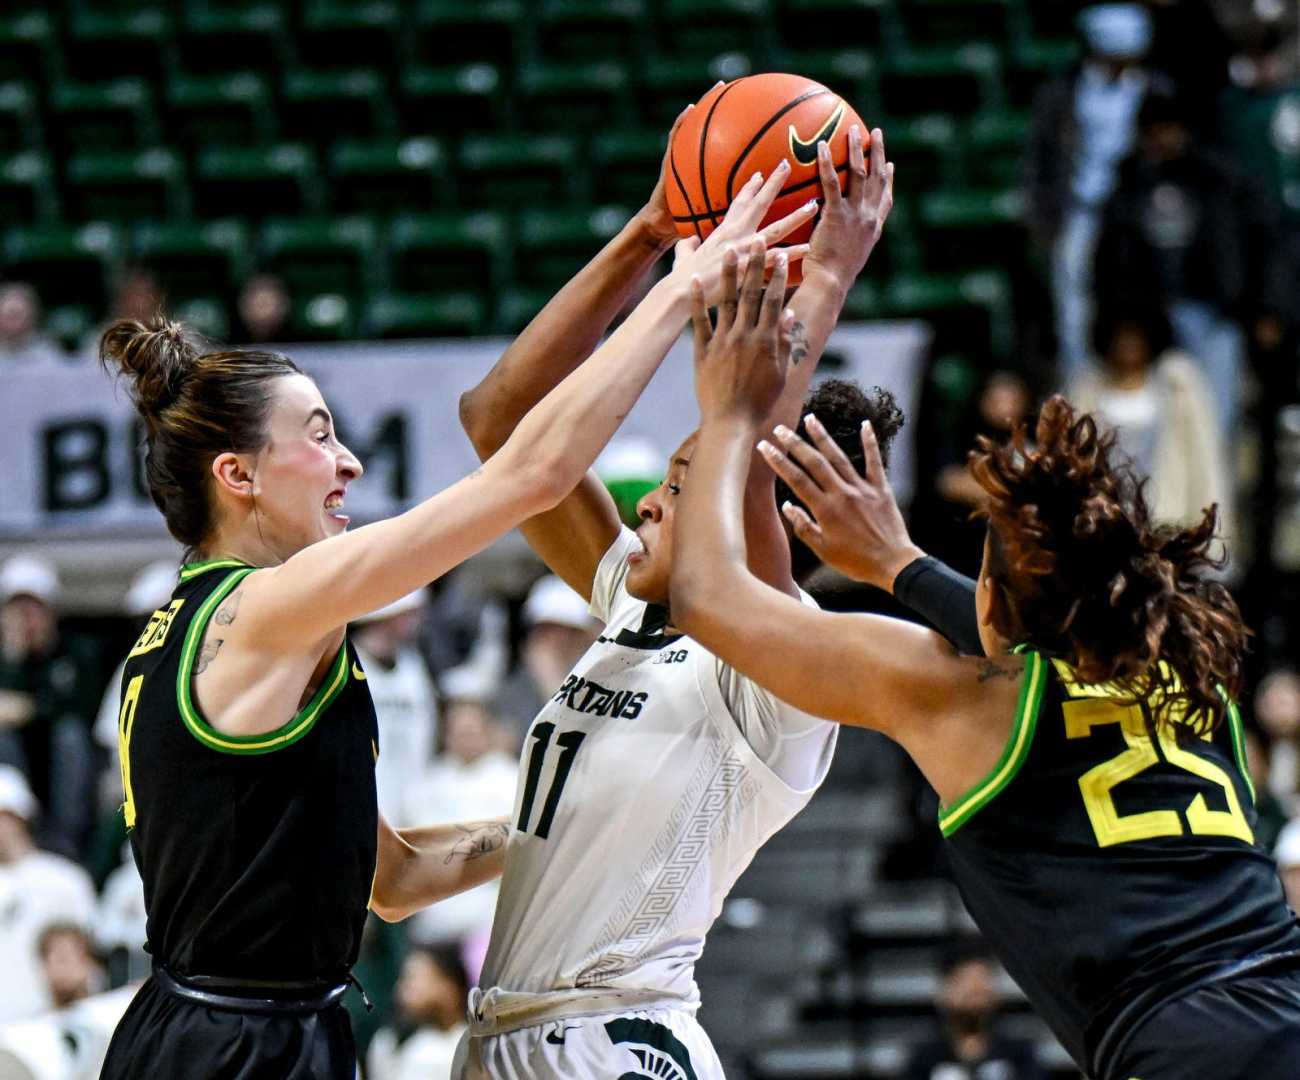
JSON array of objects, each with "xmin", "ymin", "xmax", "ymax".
[{"xmin": 479, "ymin": 528, "xmax": 836, "ymax": 1004}]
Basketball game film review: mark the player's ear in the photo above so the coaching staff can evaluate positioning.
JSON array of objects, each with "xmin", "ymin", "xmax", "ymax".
[{"xmin": 212, "ymin": 452, "xmax": 256, "ymax": 500}]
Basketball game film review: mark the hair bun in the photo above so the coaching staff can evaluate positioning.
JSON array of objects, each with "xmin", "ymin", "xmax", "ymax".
[{"xmin": 99, "ymin": 317, "xmax": 198, "ymax": 423}]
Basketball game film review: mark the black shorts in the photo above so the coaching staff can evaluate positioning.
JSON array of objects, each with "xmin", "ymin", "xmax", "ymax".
[
  {"xmin": 1109, "ymin": 968, "xmax": 1300, "ymax": 1080},
  {"xmin": 100, "ymin": 974, "xmax": 356, "ymax": 1080}
]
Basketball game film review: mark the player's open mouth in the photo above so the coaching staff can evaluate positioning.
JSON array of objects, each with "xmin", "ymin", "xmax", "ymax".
[
  {"xmin": 324, "ymin": 491, "xmax": 349, "ymax": 525},
  {"xmin": 628, "ymin": 534, "xmax": 649, "ymax": 563}
]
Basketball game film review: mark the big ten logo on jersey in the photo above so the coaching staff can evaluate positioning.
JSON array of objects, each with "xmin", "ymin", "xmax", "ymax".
[
  {"xmin": 553, "ymin": 674, "xmax": 649, "ymax": 719},
  {"xmin": 128, "ymin": 599, "xmax": 184, "ymax": 658},
  {"xmin": 652, "ymin": 648, "xmax": 689, "ymax": 665}
]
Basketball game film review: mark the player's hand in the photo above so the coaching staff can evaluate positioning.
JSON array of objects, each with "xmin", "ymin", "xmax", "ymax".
[
  {"xmin": 759, "ymin": 413, "xmax": 923, "ymax": 590},
  {"xmin": 637, "ymin": 101, "xmax": 697, "ymax": 251},
  {"xmin": 801, "ymin": 125, "xmax": 895, "ymax": 290},
  {"xmin": 690, "ymin": 238, "xmax": 795, "ymax": 425},
  {"xmin": 670, "ymin": 164, "xmax": 816, "ymax": 302}
]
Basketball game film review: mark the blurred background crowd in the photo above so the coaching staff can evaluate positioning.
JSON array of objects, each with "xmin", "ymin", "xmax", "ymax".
[{"xmin": 3, "ymin": 0, "xmax": 1300, "ymax": 1077}]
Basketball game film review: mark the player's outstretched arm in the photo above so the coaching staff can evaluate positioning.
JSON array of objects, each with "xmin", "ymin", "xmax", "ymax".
[
  {"xmin": 743, "ymin": 125, "xmax": 894, "ymax": 595},
  {"xmin": 671, "ymin": 248, "xmax": 1017, "ymax": 806},
  {"xmin": 370, "ymin": 816, "xmax": 510, "ymax": 922}
]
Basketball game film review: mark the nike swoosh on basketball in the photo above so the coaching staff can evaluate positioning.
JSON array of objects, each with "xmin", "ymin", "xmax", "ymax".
[{"xmin": 788, "ymin": 101, "xmax": 847, "ymax": 165}]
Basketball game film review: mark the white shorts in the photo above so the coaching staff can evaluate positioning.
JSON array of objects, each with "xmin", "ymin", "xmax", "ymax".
[{"xmin": 452, "ymin": 1007, "xmax": 725, "ymax": 1080}]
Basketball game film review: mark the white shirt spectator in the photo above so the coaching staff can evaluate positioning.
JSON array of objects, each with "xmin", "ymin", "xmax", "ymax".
[
  {"xmin": 366, "ymin": 1023, "xmax": 465, "ymax": 1080},
  {"xmin": 358, "ymin": 642, "xmax": 439, "ymax": 824}
]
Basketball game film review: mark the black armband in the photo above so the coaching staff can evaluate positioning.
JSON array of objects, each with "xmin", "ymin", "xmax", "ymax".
[{"xmin": 892, "ymin": 556, "xmax": 983, "ymax": 656}]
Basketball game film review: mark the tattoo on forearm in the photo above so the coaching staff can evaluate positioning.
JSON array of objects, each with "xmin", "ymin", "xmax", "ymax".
[
  {"xmin": 790, "ymin": 320, "xmax": 808, "ymax": 367},
  {"xmin": 195, "ymin": 639, "xmax": 224, "ymax": 674},
  {"xmin": 214, "ymin": 589, "xmax": 242, "ymax": 626},
  {"xmin": 976, "ymin": 659, "xmax": 1019, "ymax": 683},
  {"xmin": 444, "ymin": 821, "xmax": 510, "ymax": 864}
]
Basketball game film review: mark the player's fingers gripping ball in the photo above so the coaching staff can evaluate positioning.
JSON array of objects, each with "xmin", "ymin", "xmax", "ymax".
[{"xmin": 665, "ymin": 73, "xmax": 870, "ymax": 285}]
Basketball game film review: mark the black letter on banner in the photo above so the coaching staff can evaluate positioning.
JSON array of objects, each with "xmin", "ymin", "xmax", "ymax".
[
  {"xmin": 335, "ymin": 414, "xmax": 409, "ymax": 501},
  {"xmin": 44, "ymin": 420, "xmax": 111, "ymax": 511}
]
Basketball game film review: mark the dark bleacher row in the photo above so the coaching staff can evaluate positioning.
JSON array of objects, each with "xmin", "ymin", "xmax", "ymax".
[{"xmin": 0, "ymin": 0, "xmax": 1078, "ymax": 349}]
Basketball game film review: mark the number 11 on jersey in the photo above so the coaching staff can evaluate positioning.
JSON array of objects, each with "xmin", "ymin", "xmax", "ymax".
[{"xmin": 517, "ymin": 722, "xmax": 586, "ymax": 839}]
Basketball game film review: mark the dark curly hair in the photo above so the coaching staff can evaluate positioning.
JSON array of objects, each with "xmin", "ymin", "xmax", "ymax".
[
  {"xmin": 775, "ymin": 379, "xmax": 905, "ymax": 582},
  {"xmin": 970, "ymin": 395, "xmax": 1245, "ymax": 734}
]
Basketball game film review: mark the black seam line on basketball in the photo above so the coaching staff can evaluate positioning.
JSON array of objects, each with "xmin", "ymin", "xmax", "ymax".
[
  {"xmin": 698, "ymin": 81, "xmax": 738, "ymax": 230},
  {"xmin": 671, "ymin": 163, "xmax": 849, "ymax": 222},
  {"xmin": 669, "ymin": 142, "xmax": 703, "ymax": 243},
  {"xmin": 724, "ymin": 88, "xmax": 832, "ymax": 203}
]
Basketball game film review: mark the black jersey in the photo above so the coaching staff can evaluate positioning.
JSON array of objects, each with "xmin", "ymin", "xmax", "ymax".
[
  {"xmin": 115, "ymin": 558, "xmax": 379, "ymax": 983},
  {"xmin": 941, "ymin": 649, "xmax": 1300, "ymax": 1078}
]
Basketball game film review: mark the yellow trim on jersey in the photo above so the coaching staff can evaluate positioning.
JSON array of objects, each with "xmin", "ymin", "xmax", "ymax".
[
  {"xmin": 178, "ymin": 557, "xmax": 249, "ymax": 582},
  {"xmin": 939, "ymin": 650, "xmax": 1046, "ymax": 836},
  {"xmin": 175, "ymin": 568, "xmax": 349, "ymax": 754}
]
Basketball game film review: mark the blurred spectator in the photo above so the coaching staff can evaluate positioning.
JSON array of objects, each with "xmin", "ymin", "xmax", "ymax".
[
  {"xmin": 1093, "ymin": 84, "xmax": 1280, "ymax": 435},
  {"xmin": 596, "ymin": 436, "xmax": 664, "ymax": 529},
  {"xmin": 902, "ymin": 941, "xmax": 1044, "ymax": 1080},
  {"xmin": 495, "ymin": 575, "xmax": 600, "ymax": 738},
  {"xmin": 0, "ymin": 556, "xmax": 100, "ymax": 859},
  {"xmin": 0, "ymin": 283, "xmax": 63, "ymax": 368},
  {"xmin": 402, "ymin": 681, "xmax": 516, "ymax": 954},
  {"xmin": 1254, "ymin": 668, "xmax": 1300, "ymax": 799},
  {"xmin": 1275, "ymin": 817, "xmax": 1300, "ymax": 909},
  {"xmin": 0, "ymin": 766, "xmax": 96, "ymax": 1022},
  {"xmin": 233, "ymin": 273, "xmax": 293, "ymax": 345},
  {"xmin": 353, "ymin": 590, "xmax": 439, "ymax": 824},
  {"xmin": 1067, "ymin": 302, "xmax": 1236, "ymax": 558},
  {"xmin": 1245, "ymin": 729, "xmax": 1289, "ymax": 852},
  {"xmin": 37, "ymin": 923, "xmax": 103, "ymax": 1011},
  {"xmin": 96, "ymin": 842, "xmax": 146, "ymax": 989},
  {"xmin": 1025, "ymin": 2, "xmax": 1155, "ymax": 381},
  {"xmin": 366, "ymin": 945, "xmax": 469, "ymax": 1080},
  {"xmin": 1144, "ymin": 0, "xmax": 1235, "ymax": 128},
  {"xmin": 80, "ymin": 268, "xmax": 165, "ymax": 359}
]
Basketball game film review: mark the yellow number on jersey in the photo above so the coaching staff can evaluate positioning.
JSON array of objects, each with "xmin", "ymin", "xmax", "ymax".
[
  {"xmin": 1062, "ymin": 668, "xmax": 1253, "ymax": 848},
  {"xmin": 118, "ymin": 674, "xmax": 143, "ymax": 829}
]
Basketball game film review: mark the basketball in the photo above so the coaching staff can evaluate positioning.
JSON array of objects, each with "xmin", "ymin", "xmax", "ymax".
[{"xmin": 665, "ymin": 73, "xmax": 869, "ymax": 283}]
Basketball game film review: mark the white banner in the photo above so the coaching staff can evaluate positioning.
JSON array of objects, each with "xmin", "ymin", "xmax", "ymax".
[{"xmin": 2, "ymin": 322, "xmax": 928, "ymax": 539}]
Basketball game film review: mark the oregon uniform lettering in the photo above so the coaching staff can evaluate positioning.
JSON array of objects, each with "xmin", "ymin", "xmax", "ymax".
[
  {"xmin": 942, "ymin": 650, "xmax": 1300, "ymax": 1078},
  {"xmin": 118, "ymin": 559, "xmax": 379, "ymax": 981}
]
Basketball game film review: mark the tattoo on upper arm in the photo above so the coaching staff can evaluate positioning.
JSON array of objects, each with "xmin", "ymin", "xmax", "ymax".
[
  {"xmin": 195, "ymin": 638, "xmax": 224, "ymax": 674},
  {"xmin": 214, "ymin": 589, "xmax": 242, "ymax": 626},
  {"xmin": 976, "ymin": 659, "xmax": 1019, "ymax": 683},
  {"xmin": 790, "ymin": 321, "xmax": 808, "ymax": 367},
  {"xmin": 444, "ymin": 821, "xmax": 511, "ymax": 864}
]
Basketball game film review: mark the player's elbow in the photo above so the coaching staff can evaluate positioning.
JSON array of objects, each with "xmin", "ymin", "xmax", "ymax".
[
  {"xmin": 458, "ymin": 386, "xmax": 505, "ymax": 456},
  {"xmin": 369, "ymin": 877, "xmax": 415, "ymax": 923}
]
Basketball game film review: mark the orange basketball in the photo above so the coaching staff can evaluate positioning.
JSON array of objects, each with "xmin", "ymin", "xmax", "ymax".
[{"xmin": 665, "ymin": 73, "xmax": 869, "ymax": 284}]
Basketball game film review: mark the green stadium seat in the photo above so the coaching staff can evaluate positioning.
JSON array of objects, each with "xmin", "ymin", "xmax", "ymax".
[
  {"xmin": 515, "ymin": 206, "xmax": 631, "ymax": 291},
  {"xmin": 45, "ymin": 305, "xmax": 94, "ymax": 352},
  {"xmin": 896, "ymin": 0, "xmax": 1017, "ymax": 45},
  {"xmin": 329, "ymin": 137, "xmax": 451, "ymax": 214},
  {"xmin": 409, "ymin": 0, "xmax": 528, "ymax": 69},
  {"xmin": 884, "ymin": 113, "xmax": 960, "ymax": 192},
  {"xmin": 363, "ymin": 293, "xmax": 488, "ymax": 338},
  {"xmin": 775, "ymin": 50, "xmax": 879, "ymax": 114},
  {"xmin": 281, "ymin": 69, "xmax": 395, "ymax": 145},
  {"xmin": 535, "ymin": 0, "xmax": 648, "ymax": 64},
  {"xmin": 3, "ymin": 222, "xmax": 121, "ymax": 315},
  {"xmin": 132, "ymin": 219, "xmax": 253, "ymax": 305},
  {"xmin": 260, "ymin": 216, "xmax": 380, "ymax": 300},
  {"xmin": 658, "ymin": 0, "xmax": 775, "ymax": 64},
  {"xmin": 1018, "ymin": 0, "xmax": 1082, "ymax": 43},
  {"xmin": 1007, "ymin": 38, "xmax": 1080, "ymax": 108},
  {"xmin": 882, "ymin": 268, "xmax": 1014, "ymax": 360},
  {"xmin": 194, "ymin": 143, "xmax": 323, "ymax": 220},
  {"xmin": 172, "ymin": 296, "xmax": 231, "ymax": 343},
  {"xmin": 964, "ymin": 111, "xmax": 1029, "ymax": 188},
  {"xmin": 49, "ymin": 77, "xmax": 158, "ymax": 154},
  {"xmin": 0, "ymin": 81, "xmax": 40, "ymax": 153},
  {"xmin": 491, "ymin": 286, "xmax": 553, "ymax": 335},
  {"xmin": 167, "ymin": 72, "xmax": 277, "ymax": 151},
  {"xmin": 388, "ymin": 211, "xmax": 509, "ymax": 297},
  {"xmin": 298, "ymin": 0, "xmax": 403, "ymax": 70},
  {"xmin": 775, "ymin": 0, "xmax": 901, "ymax": 56},
  {"xmin": 590, "ymin": 130, "xmax": 666, "ymax": 207},
  {"xmin": 879, "ymin": 43, "xmax": 1004, "ymax": 118},
  {"xmin": 292, "ymin": 292, "xmax": 357, "ymax": 341},
  {"xmin": 636, "ymin": 53, "xmax": 754, "ymax": 128},
  {"xmin": 64, "ymin": 7, "xmax": 174, "ymax": 82},
  {"xmin": 177, "ymin": 3, "xmax": 291, "ymax": 74},
  {"xmin": 918, "ymin": 187, "xmax": 1025, "ymax": 274},
  {"xmin": 840, "ymin": 278, "xmax": 884, "ymax": 319},
  {"xmin": 458, "ymin": 134, "xmax": 586, "ymax": 207},
  {"xmin": 399, "ymin": 65, "xmax": 509, "ymax": 140},
  {"xmin": 65, "ymin": 148, "xmax": 190, "ymax": 222},
  {"xmin": 0, "ymin": 150, "xmax": 57, "ymax": 222},
  {"xmin": 0, "ymin": 11, "xmax": 56, "ymax": 84},
  {"xmin": 516, "ymin": 61, "xmax": 634, "ymax": 132},
  {"xmin": 864, "ymin": 190, "xmax": 921, "ymax": 278}
]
